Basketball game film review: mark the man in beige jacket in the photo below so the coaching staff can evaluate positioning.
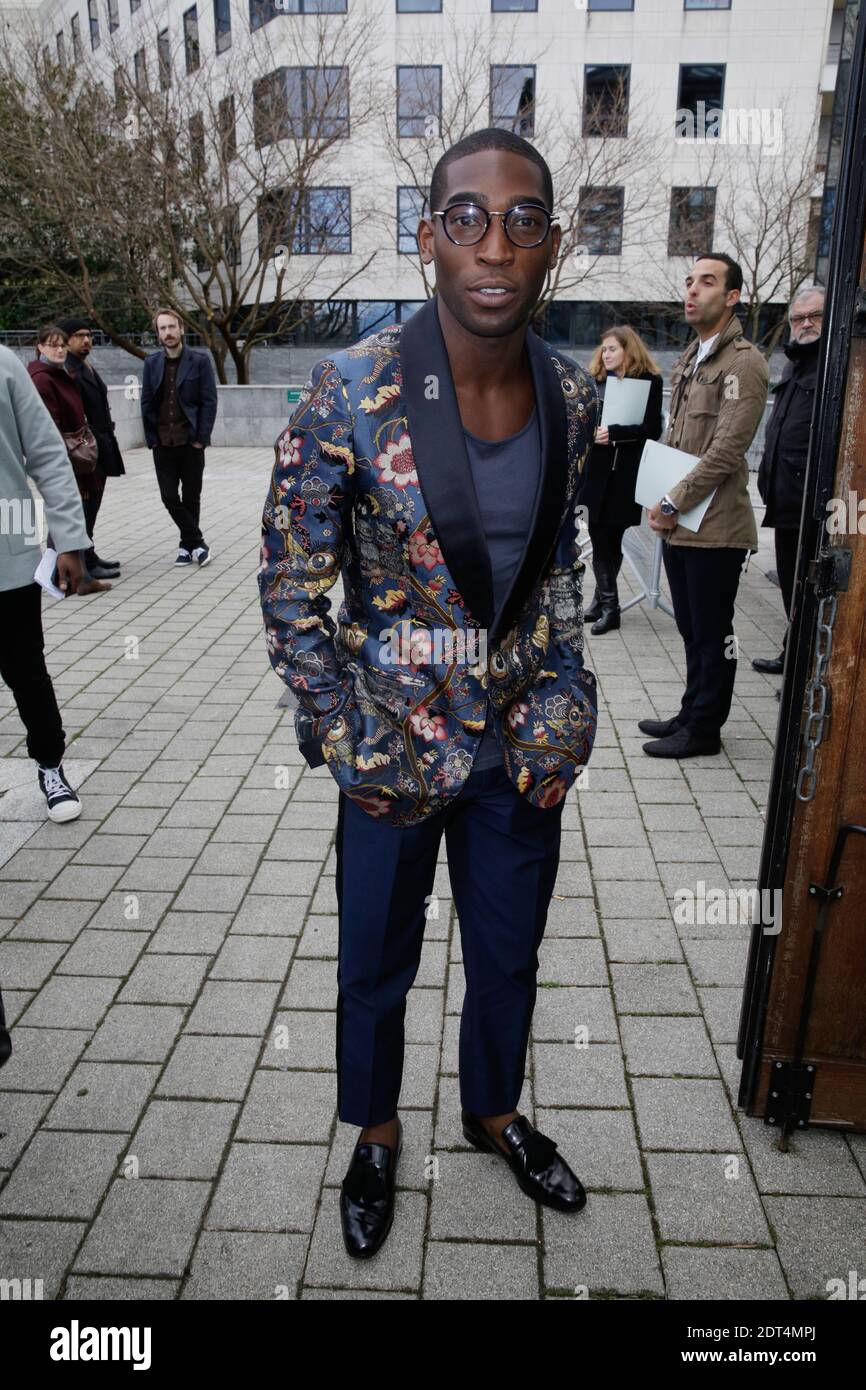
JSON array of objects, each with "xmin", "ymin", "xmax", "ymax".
[{"xmin": 642, "ymin": 252, "xmax": 769, "ymax": 757}]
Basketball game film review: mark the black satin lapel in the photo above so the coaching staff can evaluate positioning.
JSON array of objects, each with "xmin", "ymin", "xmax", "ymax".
[
  {"xmin": 400, "ymin": 295, "xmax": 495, "ymax": 628},
  {"xmin": 488, "ymin": 325, "xmax": 569, "ymax": 644}
]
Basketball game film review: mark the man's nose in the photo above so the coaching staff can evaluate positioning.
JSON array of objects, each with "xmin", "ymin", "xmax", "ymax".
[{"xmin": 477, "ymin": 217, "xmax": 513, "ymax": 260}]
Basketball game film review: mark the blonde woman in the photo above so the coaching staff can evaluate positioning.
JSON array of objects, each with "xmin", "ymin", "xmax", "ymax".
[{"xmin": 580, "ymin": 327, "xmax": 663, "ymax": 633}]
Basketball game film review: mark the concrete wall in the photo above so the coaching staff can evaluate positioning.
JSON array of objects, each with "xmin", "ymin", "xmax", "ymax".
[
  {"xmin": 107, "ymin": 381, "xmax": 774, "ymax": 468},
  {"xmin": 106, "ymin": 384, "xmax": 299, "ymax": 452}
]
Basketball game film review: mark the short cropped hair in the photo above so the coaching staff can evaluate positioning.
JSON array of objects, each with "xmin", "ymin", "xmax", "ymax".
[
  {"xmin": 428, "ymin": 127, "xmax": 554, "ymax": 217},
  {"xmin": 692, "ymin": 251, "xmax": 743, "ymax": 294}
]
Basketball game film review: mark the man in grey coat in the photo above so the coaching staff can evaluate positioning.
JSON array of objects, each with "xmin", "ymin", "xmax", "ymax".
[{"xmin": 0, "ymin": 344, "xmax": 91, "ymax": 822}]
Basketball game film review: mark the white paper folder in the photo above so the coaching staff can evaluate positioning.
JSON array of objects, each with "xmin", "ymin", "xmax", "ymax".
[
  {"xmin": 600, "ymin": 376, "xmax": 651, "ymax": 428},
  {"xmin": 635, "ymin": 440, "xmax": 717, "ymax": 533}
]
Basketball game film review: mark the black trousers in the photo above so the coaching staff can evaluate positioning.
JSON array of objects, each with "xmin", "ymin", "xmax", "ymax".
[
  {"xmin": 662, "ymin": 543, "xmax": 748, "ymax": 740},
  {"xmin": 775, "ymin": 526, "xmax": 799, "ymax": 628},
  {"xmin": 81, "ymin": 467, "xmax": 107, "ymax": 546},
  {"xmin": 153, "ymin": 445, "xmax": 205, "ymax": 551},
  {"xmin": 0, "ymin": 582, "xmax": 65, "ymax": 767}
]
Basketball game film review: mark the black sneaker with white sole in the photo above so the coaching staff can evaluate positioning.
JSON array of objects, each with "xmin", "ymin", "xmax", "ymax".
[
  {"xmin": 192, "ymin": 545, "xmax": 212, "ymax": 567},
  {"xmin": 38, "ymin": 764, "xmax": 82, "ymax": 822},
  {"xmin": 175, "ymin": 548, "xmax": 192, "ymax": 566}
]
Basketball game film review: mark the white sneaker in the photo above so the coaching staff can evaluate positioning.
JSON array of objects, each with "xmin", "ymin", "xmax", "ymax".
[
  {"xmin": 175, "ymin": 548, "xmax": 192, "ymax": 566},
  {"xmin": 38, "ymin": 764, "xmax": 82, "ymax": 822}
]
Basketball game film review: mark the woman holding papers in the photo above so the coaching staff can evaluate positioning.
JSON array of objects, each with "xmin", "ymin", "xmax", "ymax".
[{"xmin": 580, "ymin": 327, "xmax": 663, "ymax": 634}]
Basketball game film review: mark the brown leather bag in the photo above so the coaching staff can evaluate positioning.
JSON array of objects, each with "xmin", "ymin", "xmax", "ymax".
[{"xmin": 63, "ymin": 425, "xmax": 99, "ymax": 476}]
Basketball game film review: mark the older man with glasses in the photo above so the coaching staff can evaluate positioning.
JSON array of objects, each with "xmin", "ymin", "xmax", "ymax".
[{"xmin": 754, "ymin": 285, "xmax": 825, "ymax": 679}]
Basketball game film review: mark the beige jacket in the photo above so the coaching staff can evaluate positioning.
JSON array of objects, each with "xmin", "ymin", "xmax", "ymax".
[{"xmin": 664, "ymin": 315, "xmax": 769, "ymax": 550}]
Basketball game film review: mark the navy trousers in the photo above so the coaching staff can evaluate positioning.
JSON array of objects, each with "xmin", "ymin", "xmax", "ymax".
[{"xmin": 334, "ymin": 761, "xmax": 566, "ymax": 1127}]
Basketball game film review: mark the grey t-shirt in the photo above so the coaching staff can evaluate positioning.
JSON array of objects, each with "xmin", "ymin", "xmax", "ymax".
[{"xmin": 462, "ymin": 407, "xmax": 542, "ymax": 768}]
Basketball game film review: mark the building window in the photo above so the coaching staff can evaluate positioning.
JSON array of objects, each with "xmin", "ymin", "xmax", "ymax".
[
  {"xmin": 107, "ymin": 0, "xmax": 120, "ymax": 32},
  {"xmin": 157, "ymin": 29, "xmax": 171, "ymax": 89},
  {"xmin": 253, "ymin": 67, "xmax": 350, "ymax": 148},
  {"xmin": 490, "ymin": 65, "xmax": 535, "ymax": 137},
  {"xmin": 668, "ymin": 187, "xmax": 716, "ymax": 255},
  {"xmin": 113, "ymin": 65, "xmax": 126, "ymax": 106},
  {"xmin": 583, "ymin": 64, "xmax": 630, "ymax": 137},
  {"xmin": 249, "ymin": 0, "xmax": 279, "ymax": 26},
  {"xmin": 684, "ymin": 1, "xmax": 731, "ymax": 9},
  {"xmin": 71, "ymin": 14, "xmax": 83, "ymax": 61},
  {"xmin": 259, "ymin": 187, "xmax": 351, "ymax": 254},
  {"xmin": 491, "ymin": 1, "xmax": 537, "ymax": 10},
  {"xmin": 134, "ymin": 46, "xmax": 147, "ymax": 93},
  {"xmin": 267, "ymin": 0, "xmax": 348, "ymax": 10},
  {"xmin": 588, "ymin": 0, "xmax": 634, "ymax": 9},
  {"xmin": 397, "ymin": 66, "xmax": 441, "ymax": 138},
  {"xmin": 56, "ymin": 31, "xmax": 66, "ymax": 64},
  {"xmin": 219, "ymin": 95, "xmax": 237, "ymax": 161},
  {"xmin": 189, "ymin": 111, "xmax": 206, "ymax": 174},
  {"xmin": 398, "ymin": 186, "xmax": 426, "ymax": 253},
  {"xmin": 183, "ymin": 7, "xmax": 200, "ymax": 73},
  {"xmin": 87, "ymin": 0, "xmax": 100, "ymax": 49},
  {"xmin": 397, "ymin": 0, "xmax": 442, "ymax": 10},
  {"xmin": 676, "ymin": 64, "xmax": 725, "ymax": 138},
  {"xmin": 213, "ymin": 0, "xmax": 231, "ymax": 51},
  {"xmin": 578, "ymin": 186, "xmax": 624, "ymax": 255}
]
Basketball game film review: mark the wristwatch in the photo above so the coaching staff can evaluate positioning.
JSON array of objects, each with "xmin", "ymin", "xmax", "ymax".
[{"xmin": 659, "ymin": 494, "xmax": 679, "ymax": 517}]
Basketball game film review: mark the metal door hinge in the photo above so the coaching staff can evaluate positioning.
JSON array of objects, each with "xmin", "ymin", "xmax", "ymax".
[{"xmin": 765, "ymin": 1060, "xmax": 816, "ymax": 1131}]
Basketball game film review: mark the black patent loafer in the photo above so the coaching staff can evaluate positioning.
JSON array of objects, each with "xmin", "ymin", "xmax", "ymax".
[
  {"xmin": 340, "ymin": 1116, "xmax": 403, "ymax": 1258},
  {"xmin": 462, "ymin": 1110, "xmax": 586, "ymax": 1213}
]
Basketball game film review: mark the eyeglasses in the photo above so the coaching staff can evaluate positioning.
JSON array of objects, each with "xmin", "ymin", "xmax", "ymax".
[
  {"xmin": 432, "ymin": 202, "xmax": 556, "ymax": 249},
  {"xmin": 790, "ymin": 311, "xmax": 823, "ymax": 326}
]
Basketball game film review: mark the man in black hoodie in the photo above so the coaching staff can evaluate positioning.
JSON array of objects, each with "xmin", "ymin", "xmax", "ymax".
[
  {"xmin": 753, "ymin": 286, "xmax": 824, "ymax": 676},
  {"xmin": 57, "ymin": 316, "xmax": 125, "ymax": 581}
]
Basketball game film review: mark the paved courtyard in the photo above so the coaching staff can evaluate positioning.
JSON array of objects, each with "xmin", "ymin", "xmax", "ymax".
[{"xmin": 1, "ymin": 446, "xmax": 864, "ymax": 1302}]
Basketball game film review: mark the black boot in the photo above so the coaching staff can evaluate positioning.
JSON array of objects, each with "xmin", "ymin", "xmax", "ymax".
[
  {"xmin": 583, "ymin": 590, "xmax": 604, "ymax": 624},
  {"xmin": 83, "ymin": 546, "xmax": 119, "ymax": 580},
  {"xmin": 590, "ymin": 557, "xmax": 621, "ymax": 635}
]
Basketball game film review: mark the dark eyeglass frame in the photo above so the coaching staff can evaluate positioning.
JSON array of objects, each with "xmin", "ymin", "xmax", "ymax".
[{"xmin": 431, "ymin": 201, "xmax": 557, "ymax": 248}]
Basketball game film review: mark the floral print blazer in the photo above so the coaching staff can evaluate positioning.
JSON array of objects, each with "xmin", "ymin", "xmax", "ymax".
[{"xmin": 259, "ymin": 293, "xmax": 599, "ymax": 827}]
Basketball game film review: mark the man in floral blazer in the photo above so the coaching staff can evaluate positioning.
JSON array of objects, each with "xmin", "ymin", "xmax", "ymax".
[{"xmin": 259, "ymin": 129, "xmax": 598, "ymax": 1259}]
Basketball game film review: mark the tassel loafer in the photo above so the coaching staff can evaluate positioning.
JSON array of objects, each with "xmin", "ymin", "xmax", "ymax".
[
  {"xmin": 462, "ymin": 1110, "xmax": 586, "ymax": 1212},
  {"xmin": 340, "ymin": 1116, "xmax": 403, "ymax": 1259}
]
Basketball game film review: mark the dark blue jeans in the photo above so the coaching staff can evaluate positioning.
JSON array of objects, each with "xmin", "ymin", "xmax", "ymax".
[{"xmin": 334, "ymin": 760, "xmax": 566, "ymax": 1126}]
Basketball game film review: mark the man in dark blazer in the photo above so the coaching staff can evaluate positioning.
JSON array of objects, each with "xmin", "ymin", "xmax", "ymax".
[
  {"xmin": 141, "ymin": 308, "xmax": 218, "ymax": 567},
  {"xmin": 259, "ymin": 128, "xmax": 599, "ymax": 1258},
  {"xmin": 57, "ymin": 316, "xmax": 125, "ymax": 581},
  {"xmin": 753, "ymin": 286, "xmax": 824, "ymax": 676}
]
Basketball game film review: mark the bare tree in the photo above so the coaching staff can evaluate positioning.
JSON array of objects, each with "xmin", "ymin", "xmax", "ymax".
[
  {"xmin": 644, "ymin": 100, "xmax": 819, "ymax": 353},
  {"xmin": 0, "ymin": 2, "xmax": 384, "ymax": 380},
  {"xmin": 381, "ymin": 34, "xmax": 661, "ymax": 323}
]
